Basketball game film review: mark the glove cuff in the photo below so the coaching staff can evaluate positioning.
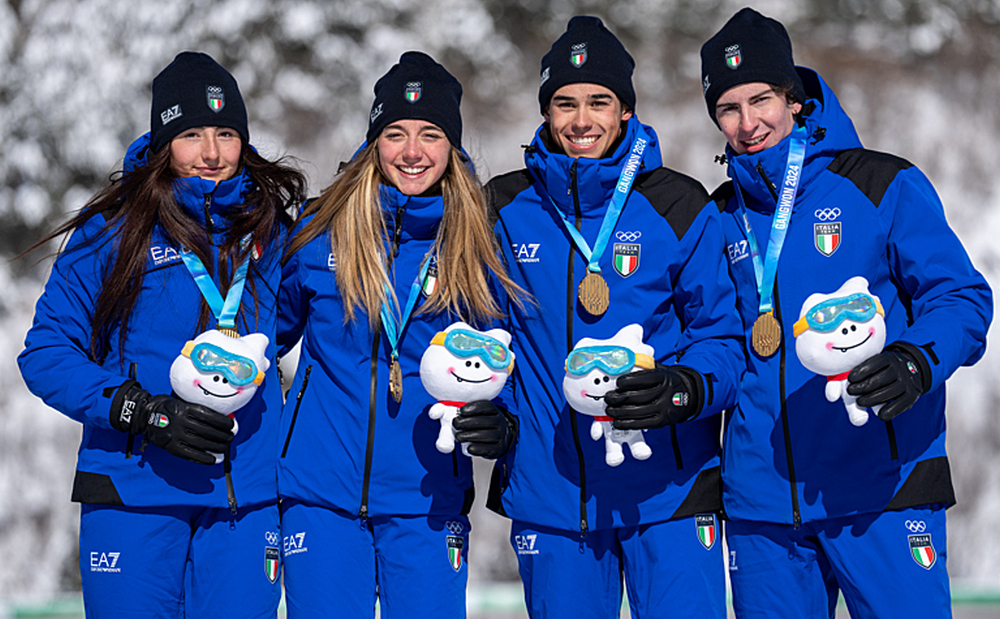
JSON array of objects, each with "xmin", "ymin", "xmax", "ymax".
[
  {"xmin": 498, "ymin": 405, "xmax": 519, "ymax": 458},
  {"xmin": 886, "ymin": 341, "xmax": 931, "ymax": 394},
  {"xmin": 109, "ymin": 380, "xmax": 147, "ymax": 434},
  {"xmin": 666, "ymin": 364, "xmax": 706, "ymax": 421}
]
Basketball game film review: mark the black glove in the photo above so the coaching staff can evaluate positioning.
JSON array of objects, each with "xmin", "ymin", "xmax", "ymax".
[
  {"xmin": 110, "ymin": 381, "xmax": 235, "ymax": 465},
  {"xmin": 604, "ymin": 364, "xmax": 704, "ymax": 430},
  {"xmin": 847, "ymin": 343, "xmax": 929, "ymax": 421},
  {"xmin": 453, "ymin": 400, "xmax": 518, "ymax": 459}
]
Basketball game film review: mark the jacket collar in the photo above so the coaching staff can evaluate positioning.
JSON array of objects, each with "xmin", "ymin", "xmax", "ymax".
[
  {"xmin": 123, "ymin": 132, "xmax": 253, "ymax": 227},
  {"xmin": 380, "ymin": 184, "xmax": 443, "ymax": 242},
  {"xmin": 525, "ymin": 116, "xmax": 663, "ymax": 217},
  {"xmin": 724, "ymin": 67, "xmax": 863, "ymax": 213}
]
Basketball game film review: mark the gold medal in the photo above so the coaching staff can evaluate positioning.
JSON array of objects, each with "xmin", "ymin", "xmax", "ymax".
[
  {"xmin": 389, "ymin": 358, "xmax": 403, "ymax": 403},
  {"xmin": 218, "ymin": 327, "xmax": 240, "ymax": 339},
  {"xmin": 751, "ymin": 312, "xmax": 782, "ymax": 358},
  {"xmin": 578, "ymin": 272, "xmax": 610, "ymax": 316}
]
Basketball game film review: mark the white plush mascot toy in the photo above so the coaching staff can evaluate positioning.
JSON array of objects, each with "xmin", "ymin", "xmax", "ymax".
[
  {"xmin": 563, "ymin": 324, "xmax": 655, "ymax": 467},
  {"xmin": 169, "ymin": 329, "xmax": 270, "ymax": 462},
  {"xmin": 793, "ymin": 276, "xmax": 887, "ymax": 426},
  {"xmin": 419, "ymin": 322, "xmax": 515, "ymax": 454}
]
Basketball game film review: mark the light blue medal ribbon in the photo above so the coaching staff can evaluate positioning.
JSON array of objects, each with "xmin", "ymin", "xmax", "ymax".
[
  {"xmin": 732, "ymin": 124, "xmax": 807, "ymax": 314},
  {"xmin": 379, "ymin": 253, "xmax": 433, "ymax": 401},
  {"xmin": 731, "ymin": 124, "xmax": 807, "ymax": 357},
  {"xmin": 180, "ymin": 242, "xmax": 251, "ymax": 333},
  {"xmin": 528, "ymin": 125, "xmax": 650, "ymax": 275}
]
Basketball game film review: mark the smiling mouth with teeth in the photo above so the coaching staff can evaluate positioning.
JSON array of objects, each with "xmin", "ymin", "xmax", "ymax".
[
  {"xmin": 199, "ymin": 384, "xmax": 237, "ymax": 398},
  {"xmin": 833, "ymin": 333, "xmax": 872, "ymax": 352},
  {"xmin": 450, "ymin": 370, "xmax": 490, "ymax": 384},
  {"xmin": 569, "ymin": 136, "xmax": 598, "ymax": 146},
  {"xmin": 399, "ymin": 166, "xmax": 427, "ymax": 174}
]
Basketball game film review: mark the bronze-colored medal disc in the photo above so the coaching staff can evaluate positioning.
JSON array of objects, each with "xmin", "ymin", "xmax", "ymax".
[
  {"xmin": 578, "ymin": 272, "xmax": 610, "ymax": 316},
  {"xmin": 751, "ymin": 312, "xmax": 782, "ymax": 358},
  {"xmin": 389, "ymin": 359, "xmax": 403, "ymax": 403}
]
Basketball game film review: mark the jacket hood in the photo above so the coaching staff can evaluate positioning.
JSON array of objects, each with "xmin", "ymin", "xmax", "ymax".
[
  {"xmin": 724, "ymin": 67, "xmax": 863, "ymax": 212},
  {"xmin": 525, "ymin": 116, "xmax": 663, "ymax": 217},
  {"xmin": 123, "ymin": 132, "xmax": 253, "ymax": 224}
]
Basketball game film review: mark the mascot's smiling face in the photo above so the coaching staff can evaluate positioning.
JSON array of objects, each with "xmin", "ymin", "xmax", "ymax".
[
  {"xmin": 563, "ymin": 323, "xmax": 654, "ymax": 417},
  {"xmin": 794, "ymin": 276, "xmax": 887, "ymax": 377},
  {"xmin": 419, "ymin": 322, "xmax": 514, "ymax": 403},
  {"xmin": 169, "ymin": 330, "xmax": 270, "ymax": 415}
]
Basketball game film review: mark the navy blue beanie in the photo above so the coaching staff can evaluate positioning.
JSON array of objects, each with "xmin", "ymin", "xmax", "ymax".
[
  {"xmin": 700, "ymin": 8, "xmax": 805, "ymax": 123},
  {"xmin": 149, "ymin": 52, "xmax": 249, "ymax": 152},
  {"xmin": 538, "ymin": 16, "xmax": 636, "ymax": 113},
  {"xmin": 366, "ymin": 51, "xmax": 463, "ymax": 149}
]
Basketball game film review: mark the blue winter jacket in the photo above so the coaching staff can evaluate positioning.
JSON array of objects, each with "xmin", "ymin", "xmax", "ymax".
[
  {"xmin": 716, "ymin": 68, "xmax": 993, "ymax": 525},
  {"xmin": 277, "ymin": 186, "xmax": 477, "ymax": 519},
  {"xmin": 18, "ymin": 133, "xmax": 285, "ymax": 508},
  {"xmin": 486, "ymin": 116, "xmax": 744, "ymax": 533}
]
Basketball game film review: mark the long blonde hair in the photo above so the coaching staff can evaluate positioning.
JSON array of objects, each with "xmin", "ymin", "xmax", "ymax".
[{"xmin": 285, "ymin": 143, "xmax": 525, "ymax": 326}]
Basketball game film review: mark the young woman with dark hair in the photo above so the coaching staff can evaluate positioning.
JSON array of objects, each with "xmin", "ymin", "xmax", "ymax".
[{"xmin": 18, "ymin": 52, "xmax": 306, "ymax": 618}]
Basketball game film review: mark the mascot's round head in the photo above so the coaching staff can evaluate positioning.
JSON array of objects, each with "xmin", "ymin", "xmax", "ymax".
[
  {"xmin": 169, "ymin": 330, "xmax": 270, "ymax": 415},
  {"xmin": 563, "ymin": 323, "xmax": 654, "ymax": 417},
  {"xmin": 419, "ymin": 322, "xmax": 515, "ymax": 403},
  {"xmin": 793, "ymin": 276, "xmax": 887, "ymax": 376}
]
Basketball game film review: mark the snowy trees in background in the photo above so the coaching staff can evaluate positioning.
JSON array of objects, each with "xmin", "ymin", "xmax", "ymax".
[{"xmin": 2, "ymin": 0, "xmax": 999, "ymax": 601}]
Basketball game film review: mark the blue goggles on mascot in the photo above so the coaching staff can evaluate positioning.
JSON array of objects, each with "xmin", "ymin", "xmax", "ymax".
[
  {"xmin": 181, "ymin": 341, "xmax": 265, "ymax": 387},
  {"xmin": 430, "ymin": 329, "xmax": 514, "ymax": 373},
  {"xmin": 792, "ymin": 292, "xmax": 884, "ymax": 337},
  {"xmin": 565, "ymin": 346, "xmax": 655, "ymax": 377}
]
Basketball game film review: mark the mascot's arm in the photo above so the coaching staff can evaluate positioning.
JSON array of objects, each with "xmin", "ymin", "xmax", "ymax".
[{"xmin": 825, "ymin": 381, "xmax": 841, "ymax": 402}]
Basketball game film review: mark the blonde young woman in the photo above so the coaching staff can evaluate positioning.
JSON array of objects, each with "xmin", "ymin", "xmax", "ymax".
[{"xmin": 276, "ymin": 52, "xmax": 523, "ymax": 619}]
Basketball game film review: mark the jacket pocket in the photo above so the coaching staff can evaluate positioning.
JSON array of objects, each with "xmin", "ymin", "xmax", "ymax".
[{"xmin": 280, "ymin": 365, "xmax": 312, "ymax": 458}]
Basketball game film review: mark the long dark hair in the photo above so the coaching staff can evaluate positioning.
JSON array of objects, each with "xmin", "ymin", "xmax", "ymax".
[{"xmin": 28, "ymin": 140, "xmax": 307, "ymax": 365}]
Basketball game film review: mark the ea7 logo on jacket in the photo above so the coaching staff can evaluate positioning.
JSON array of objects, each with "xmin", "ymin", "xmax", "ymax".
[
  {"xmin": 150, "ymin": 245, "xmax": 182, "ymax": 267},
  {"xmin": 727, "ymin": 239, "xmax": 749, "ymax": 265},
  {"xmin": 90, "ymin": 551, "xmax": 121, "ymax": 573},
  {"xmin": 511, "ymin": 243, "xmax": 541, "ymax": 264},
  {"xmin": 514, "ymin": 534, "xmax": 538, "ymax": 555},
  {"xmin": 283, "ymin": 531, "xmax": 308, "ymax": 556}
]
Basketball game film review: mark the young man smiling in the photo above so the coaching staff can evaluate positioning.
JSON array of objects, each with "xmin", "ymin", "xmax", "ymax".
[
  {"xmin": 485, "ymin": 16, "xmax": 743, "ymax": 618},
  {"xmin": 702, "ymin": 8, "xmax": 992, "ymax": 618}
]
